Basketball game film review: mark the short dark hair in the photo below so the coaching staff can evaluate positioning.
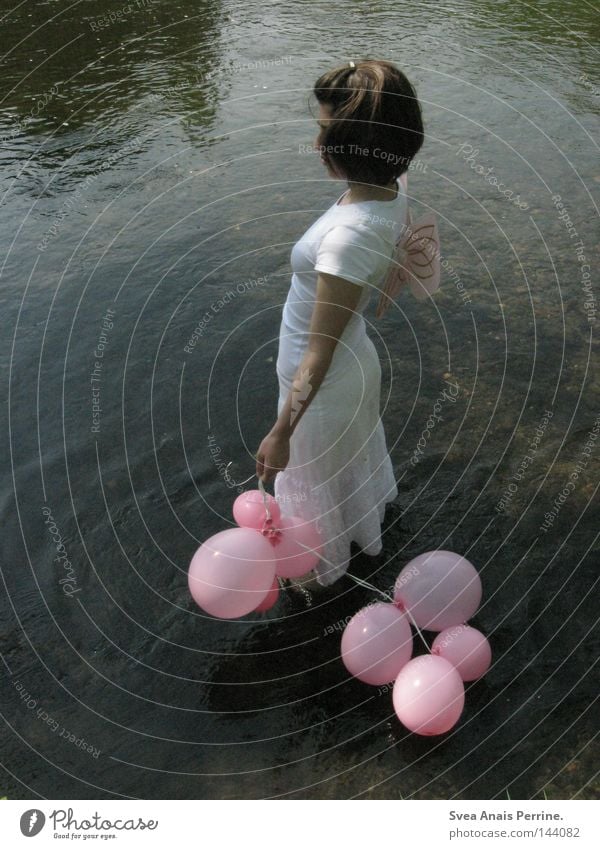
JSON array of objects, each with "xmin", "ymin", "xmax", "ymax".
[{"xmin": 312, "ymin": 59, "xmax": 424, "ymax": 186}]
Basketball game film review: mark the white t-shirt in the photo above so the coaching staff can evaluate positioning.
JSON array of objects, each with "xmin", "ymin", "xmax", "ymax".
[{"xmin": 278, "ymin": 177, "xmax": 408, "ymax": 381}]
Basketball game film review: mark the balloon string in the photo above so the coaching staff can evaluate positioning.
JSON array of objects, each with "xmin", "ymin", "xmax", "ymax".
[
  {"xmin": 397, "ymin": 600, "xmax": 431, "ymax": 654},
  {"xmin": 224, "ymin": 463, "xmax": 271, "ymax": 522},
  {"xmin": 289, "ymin": 544, "xmax": 431, "ymax": 653},
  {"xmin": 257, "ymin": 476, "xmax": 272, "ymax": 523},
  {"xmin": 344, "ymin": 569, "xmax": 391, "ymax": 599},
  {"xmin": 344, "ymin": 569, "xmax": 430, "ymax": 653},
  {"xmin": 248, "ymin": 474, "xmax": 429, "ymax": 654},
  {"xmin": 238, "ymin": 469, "xmax": 429, "ymax": 654}
]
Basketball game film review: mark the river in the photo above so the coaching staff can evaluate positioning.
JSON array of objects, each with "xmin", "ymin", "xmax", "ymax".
[{"xmin": 0, "ymin": 0, "xmax": 598, "ymax": 799}]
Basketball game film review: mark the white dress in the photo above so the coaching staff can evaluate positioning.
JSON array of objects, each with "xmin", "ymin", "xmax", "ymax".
[{"xmin": 274, "ymin": 177, "xmax": 408, "ymax": 586}]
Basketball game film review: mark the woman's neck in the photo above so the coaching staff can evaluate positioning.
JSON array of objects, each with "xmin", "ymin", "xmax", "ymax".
[{"xmin": 345, "ymin": 178, "xmax": 398, "ymax": 203}]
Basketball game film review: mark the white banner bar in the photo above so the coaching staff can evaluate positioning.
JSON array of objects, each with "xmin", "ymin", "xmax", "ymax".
[{"xmin": 0, "ymin": 800, "xmax": 597, "ymax": 848}]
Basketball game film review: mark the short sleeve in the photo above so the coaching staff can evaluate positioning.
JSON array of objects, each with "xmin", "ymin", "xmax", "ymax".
[{"xmin": 314, "ymin": 224, "xmax": 383, "ymax": 287}]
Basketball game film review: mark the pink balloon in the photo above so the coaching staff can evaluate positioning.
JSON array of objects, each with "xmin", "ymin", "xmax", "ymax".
[
  {"xmin": 188, "ymin": 527, "xmax": 276, "ymax": 618},
  {"xmin": 393, "ymin": 654, "xmax": 465, "ymax": 735},
  {"xmin": 233, "ymin": 489, "xmax": 281, "ymax": 530},
  {"xmin": 394, "ymin": 550, "xmax": 482, "ymax": 631},
  {"xmin": 432, "ymin": 625, "xmax": 491, "ymax": 681},
  {"xmin": 341, "ymin": 602, "xmax": 413, "ymax": 685},
  {"xmin": 273, "ymin": 515, "xmax": 322, "ymax": 578},
  {"xmin": 253, "ymin": 576, "xmax": 281, "ymax": 613}
]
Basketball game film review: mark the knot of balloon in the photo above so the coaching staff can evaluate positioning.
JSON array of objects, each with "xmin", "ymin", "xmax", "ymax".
[
  {"xmin": 187, "ymin": 481, "xmax": 323, "ymax": 620},
  {"xmin": 259, "ymin": 515, "xmax": 283, "ymax": 543}
]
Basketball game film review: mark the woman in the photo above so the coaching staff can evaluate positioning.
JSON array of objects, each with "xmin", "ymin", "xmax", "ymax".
[{"xmin": 255, "ymin": 59, "xmax": 424, "ymax": 587}]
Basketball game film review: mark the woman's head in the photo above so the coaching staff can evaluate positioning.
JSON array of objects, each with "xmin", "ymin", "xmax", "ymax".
[{"xmin": 312, "ymin": 59, "xmax": 424, "ymax": 186}]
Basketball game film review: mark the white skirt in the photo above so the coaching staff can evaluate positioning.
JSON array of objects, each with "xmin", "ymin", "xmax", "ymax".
[{"xmin": 274, "ymin": 328, "xmax": 398, "ymax": 586}]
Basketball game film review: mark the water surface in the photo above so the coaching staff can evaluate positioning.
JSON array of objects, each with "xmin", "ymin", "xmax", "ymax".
[{"xmin": 0, "ymin": 0, "xmax": 598, "ymax": 800}]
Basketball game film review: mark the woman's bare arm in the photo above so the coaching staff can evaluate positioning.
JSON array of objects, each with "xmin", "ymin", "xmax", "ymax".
[
  {"xmin": 256, "ymin": 271, "xmax": 364, "ymax": 481},
  {"xmin": 272, "ymin": 271, "xmax": 363, "ymax": 438}
]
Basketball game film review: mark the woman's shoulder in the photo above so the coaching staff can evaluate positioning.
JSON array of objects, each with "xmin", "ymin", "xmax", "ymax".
[{"xmin": 322, "ymin": 206, "xmax": 400, "ymax": 248}]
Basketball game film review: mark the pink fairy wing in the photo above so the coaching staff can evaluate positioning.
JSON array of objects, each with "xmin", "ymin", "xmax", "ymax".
[
  {"xmin": 376, "ymin": 172, "xmax": 441, "ymax": 318},
  {"xmin": 376, "ymin": 254, "xmax": 409, "ymax": 319},
  {"xmin": 403, "ymin": 213, "xmax": 441, "ymax": 302},
  {"xmin": 376, "ymin": 213, "xmax": 441, "ymax": 317},
  {"xmin": 376, "ymin": 174, "xmax": 411, "ymax": 320}
]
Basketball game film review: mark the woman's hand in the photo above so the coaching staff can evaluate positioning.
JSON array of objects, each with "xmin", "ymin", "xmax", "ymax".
[{"xmin": 255, "ymin": 430, "xmax": 290, "ymax": 484}]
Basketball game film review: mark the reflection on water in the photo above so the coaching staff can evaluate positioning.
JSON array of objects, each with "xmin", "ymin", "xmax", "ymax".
[{"xmin": 0, "ymin": 0, "xmax": 598, "ymax": 800}]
